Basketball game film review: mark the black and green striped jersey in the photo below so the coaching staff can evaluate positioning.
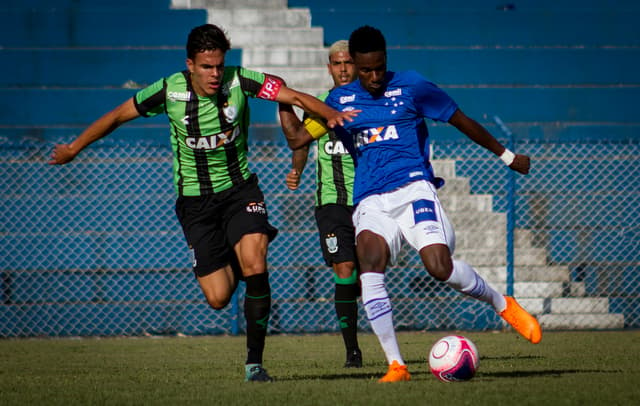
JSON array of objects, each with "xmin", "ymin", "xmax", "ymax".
[
  {"xmin": 313, "ymin": 91, "xmax": 355, "ymax": 207},
  {"xmin": 134, "ymin": 67, "xmax": 274, "ymax": 196}
]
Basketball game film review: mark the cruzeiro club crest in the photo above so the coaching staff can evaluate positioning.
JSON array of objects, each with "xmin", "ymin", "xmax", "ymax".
[{"xmin": 325, "ymin": 233, "xmax": 338, "ymax": 254}]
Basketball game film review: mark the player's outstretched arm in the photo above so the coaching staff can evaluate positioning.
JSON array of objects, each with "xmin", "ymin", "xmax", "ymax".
[
  {"xmin": 49, "ymin": 98, "xmax": 140, "ymax": 165},
  {"xmin": 448, "ymin": 109, "xmax": 530, "ymax": 174},
  {"xmin": 275, "ymin": 86, "xmax": 359, "ymax": 129}
]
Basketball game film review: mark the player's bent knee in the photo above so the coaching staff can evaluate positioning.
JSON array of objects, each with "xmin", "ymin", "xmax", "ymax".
[{"xmin": 205, "ymin": 296, "xmax": 231, "ymax": 310}]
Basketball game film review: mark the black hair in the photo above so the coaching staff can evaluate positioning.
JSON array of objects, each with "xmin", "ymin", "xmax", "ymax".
[
  {"xmin": 186, "ymin": 24, "xmax": 231, "ymax": 60},
  {"xmin": 348, "ymin": 25, "xmax": 386, "ymax": 57}
]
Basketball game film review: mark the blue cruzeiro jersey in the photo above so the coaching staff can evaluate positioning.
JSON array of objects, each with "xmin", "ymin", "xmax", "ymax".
[{"xmin": 326, "ymin": 70, "xmax": 459, "ymax": 204}]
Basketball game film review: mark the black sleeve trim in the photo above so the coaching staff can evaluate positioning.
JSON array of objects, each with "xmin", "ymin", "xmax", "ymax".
[
  {"xmin": 238, "ymin": 67, "xmax": 263, "ymax": 95},
  {"xmin": 134, "ymin": 79, "xmax": 167, "ymax": 117}
]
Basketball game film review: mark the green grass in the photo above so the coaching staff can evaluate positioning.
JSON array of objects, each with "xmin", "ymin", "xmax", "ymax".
[{"xmin": 1, "ymin": 331, "xmax": 639, "ymax": 405}]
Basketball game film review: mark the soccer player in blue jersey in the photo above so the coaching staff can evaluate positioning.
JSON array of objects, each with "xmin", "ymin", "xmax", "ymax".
[{"xmin": 320, "ymin": 26, "xmax": 543, "ymax": 382}]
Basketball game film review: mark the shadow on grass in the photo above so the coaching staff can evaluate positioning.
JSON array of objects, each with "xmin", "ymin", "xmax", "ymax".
[
  {"xmin": 478, "ymin": 369, "xmax": 622, "ymax": 378},
  {"xmin": 278, "ymin": 368, "xmax": 621, "ymax": 381},
  {"xmin": 480, "ymin": 355, "xmax": 545, "ymax": 361},
  {"xmin": 277, "ymin": 369, "xmax": 431, "ymax": 381}
]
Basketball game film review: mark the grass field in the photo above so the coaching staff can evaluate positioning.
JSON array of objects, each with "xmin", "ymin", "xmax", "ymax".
[{"xmin": 1, "ymin": 330, "xmax": 639, "ymax": 405}]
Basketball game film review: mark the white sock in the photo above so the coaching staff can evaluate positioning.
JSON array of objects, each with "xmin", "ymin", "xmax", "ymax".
[
  {"xmin": 447, "ymin": 259, "xmax": 507, "ymax": 313},
  {"xmin": 360, "ymin": 272, "xmax": 404, "ymax": 366}
]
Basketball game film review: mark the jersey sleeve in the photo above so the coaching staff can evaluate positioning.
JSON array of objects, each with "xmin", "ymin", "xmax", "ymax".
[
  {"xmin": 411, "ymin": 72, "xmax": 458, "ymax": 122},
  {"xmin": 237, "ymin": 67, "xmax": 283, "ymax": 101},
  {"xmin": 134, "ymin": 78, "xmax": 166, "ymax": 117}
]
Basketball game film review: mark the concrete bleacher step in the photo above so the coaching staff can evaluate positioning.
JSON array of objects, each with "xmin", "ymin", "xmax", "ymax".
[
  {"xmin": 510, "ymin": 281, "xmax": 586, "ymax": 298},
  {"xmin": 514, "ymin": 266, "xmax": 571, "ymax": 282},
  {"xmin": 172, "ymin": 0, "xmax": 287, "ymax": 9},
  {"xmin": 438, "ymin": 177, "xmax": 471, "ymax": 194},
  {"xmin": 206, "ymin": 7, "xmax": 311, "ymax": 28},
  {"xmin": 449, "ymin": 211, "xmax": 506, "ymax": 231},
  {"xmin": 430, "ymin": 159, "xmax": 457, "ymax": 178},
  {"xmin": 455, "ymin": 230, "xmax": 505, "ymax": 250},
  {"xmin": 538, "ymin": 313, "xmax": 625, "ymax": 330},
  {"xmin": 511, "ymin": 297, "xmax": 625, "ymax": 329},
  {"xmin": 514, "ymin": 229, "xmax": 536, "ymax": 249},
  {"xmin": 224, "ymin": 27, "xmax": 324, "ymax": 48},
  {"xmin": 241, "ymin": 46, "xmax": 328, "ymax": 67},
  {"xmin": 454, "ymin": 247, "xmax": 548, "ymax": 267},
  {"xmin": 438, "ymin": 194, "xmax": 494, "ymax": 212},
  {"xmin": 518, "ymin": 297, "xmax": 612, "ymax": 314}
]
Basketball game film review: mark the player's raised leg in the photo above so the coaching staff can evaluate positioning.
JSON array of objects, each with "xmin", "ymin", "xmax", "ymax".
[{"xmin": 421, "ymin": 245, "xmax": 542, "ymax": 344}]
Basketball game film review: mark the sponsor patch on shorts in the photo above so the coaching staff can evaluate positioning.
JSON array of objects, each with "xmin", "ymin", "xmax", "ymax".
[
  {"xmin": 246, "ymin": 201, "xmax": 267, "ymax": 215},
  {"xmin": 412, "ymin": 199, "xmax": 437, "ymax": 223}
]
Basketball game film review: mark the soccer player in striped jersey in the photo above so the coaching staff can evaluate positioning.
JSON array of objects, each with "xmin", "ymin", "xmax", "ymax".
[
  {"xmin": 48, "ymin": 24, "xmax": 357, "ymax": 382},
  {"xmin": 279, "ymin": 40, "xmax": 362, "ymax": 368},
  {"xmin": 299, "ymin": 26, "xmax": 542, "ymax": 382}
]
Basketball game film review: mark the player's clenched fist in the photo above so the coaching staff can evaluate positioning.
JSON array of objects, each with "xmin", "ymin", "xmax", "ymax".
[
  {"xmin": 49, "ymin": 144, "xmax": 78, "ymax": 165},
  {"xmin": 286, "ymin": 169, "xmax": 301, "ymax": 190}
]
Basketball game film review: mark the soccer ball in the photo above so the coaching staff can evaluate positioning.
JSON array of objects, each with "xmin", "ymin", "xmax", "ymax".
[{"xmin": 428, "ymin": 335, "xmax": 479, "ymax": 382}]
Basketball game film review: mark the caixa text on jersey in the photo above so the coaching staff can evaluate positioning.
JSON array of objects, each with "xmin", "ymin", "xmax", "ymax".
[{"xmin": 185, "ymin": 126, "xmax": 241, "ymax": 149}]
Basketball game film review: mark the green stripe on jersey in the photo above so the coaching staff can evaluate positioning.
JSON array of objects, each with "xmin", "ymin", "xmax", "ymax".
[
  {"xmin": 314, "ymin": 92, "xmax": 355, "ymax": 207},
  {"xmin": 135, "ymin": 67, "xmax": 266, "ymax": 196}
]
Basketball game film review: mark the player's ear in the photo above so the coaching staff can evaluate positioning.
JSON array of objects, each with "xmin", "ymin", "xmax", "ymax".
[{"xmin": 186, "ymin": 58, "xmax": 194, "ymax": 73}]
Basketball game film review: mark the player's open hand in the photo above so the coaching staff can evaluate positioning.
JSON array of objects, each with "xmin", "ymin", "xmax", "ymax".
[
  {"xmin": 286, "ymin": 169, "xmax": 301, "ymax": 190},
  {"xmin": 510, "ymin": 154, "xmax": 530, "ymax": 174},
  {"xmin": 326, "ymin": 109, "xmax": 360, "ymax": 128},
  {"xmin": 48, "ymin": 144, "xmax": 77, "ymax": 165}
]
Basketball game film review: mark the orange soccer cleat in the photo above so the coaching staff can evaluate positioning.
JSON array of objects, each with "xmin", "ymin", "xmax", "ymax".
[
  {"xmin": 378, "ymin": 360, "xmax": 411, "ymax": 383},
  {"xmin": 500, "ymin": 296, "xmax": 543, "ymax": 344}
]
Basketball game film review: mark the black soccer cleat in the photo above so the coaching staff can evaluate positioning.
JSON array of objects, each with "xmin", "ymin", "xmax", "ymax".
[{"xmin": 344, "ymin": 348, "xmax": 363, "ymax": 368}]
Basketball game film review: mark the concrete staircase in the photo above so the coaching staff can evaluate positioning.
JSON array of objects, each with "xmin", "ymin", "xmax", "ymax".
[
  {"xmin": 434, "ymin": 160, "xmax": 625, "ymax": 330},
  {"xmin": 170, "ymin": 0, "xmax": 624, "ymax": 330},
  {"xmin": 171, "ymin": 0, "xmax": 331, "ymax": 96}
]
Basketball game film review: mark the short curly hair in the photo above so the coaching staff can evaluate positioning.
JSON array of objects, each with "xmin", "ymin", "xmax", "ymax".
[
  {"xmin": 348, "ymin": 25, "xmax": 386, "ymax": 57},
  {"xmin": 186, "ymin": 24, "xmax": 231, "ymax": 60}
]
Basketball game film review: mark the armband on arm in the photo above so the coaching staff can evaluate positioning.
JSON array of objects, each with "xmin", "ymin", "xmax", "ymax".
[
  {"xmin": 257, "ymin": 75, "xmax": 284, "ymax": 101},
  {"xmin": 303, "ymin": 117, "xmax": 329, "ymax": 140}
]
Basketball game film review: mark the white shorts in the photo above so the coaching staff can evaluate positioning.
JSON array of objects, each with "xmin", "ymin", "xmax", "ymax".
[{"xmin": 353, "ymin": 180, "xmax": 456, "ymax": 264}]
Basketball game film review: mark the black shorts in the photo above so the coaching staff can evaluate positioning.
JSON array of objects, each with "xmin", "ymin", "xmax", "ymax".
[
  {"xmin": 314, "ymin": 203, "xmax": 357, "ymax": 267},
  {"xmin": 175, "ymin": 174, "xmax": 278, "ymax": 277}
]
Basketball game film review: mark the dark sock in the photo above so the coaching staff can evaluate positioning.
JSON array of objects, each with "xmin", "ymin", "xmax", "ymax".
[
  {"xmin": 335, "ymin": 282, "xmax": 360, "ymax": 351},
  {"xmin": 244, "ymin": 273, "xmax": 271, "ymax": 365}
]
